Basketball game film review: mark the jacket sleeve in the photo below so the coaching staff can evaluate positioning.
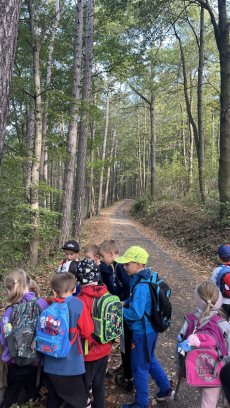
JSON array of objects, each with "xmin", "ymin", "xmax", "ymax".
[
  {"xmin": 123, "ymin": 284, "xmax": 147, "ymax": 322},
  {"xmin": 210, "ymin": 267, "xmax": 221, "ymax": 284},
  {"xmin": 99, "ymin": 264, "xmax": 115, "ymax": 294},
  {"xmin": 77, "ymin": 302, "xmax": 94, "ymax": 340}
]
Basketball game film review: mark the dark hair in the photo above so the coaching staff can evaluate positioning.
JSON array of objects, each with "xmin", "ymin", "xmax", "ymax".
[
  {"xmin": 220, "ymin": 362, "xmax": 230, "ymax": 405},
  {"xmin": 51, "ymin": 273, "xmax": 76, "ymax": 296},
  {"xmin": 84, "ymin": 245, "xmax": 99, "ymax": 257},
  {"xmin": 99, "ymin": 240, "xmax": 119, "ymax": 255}
]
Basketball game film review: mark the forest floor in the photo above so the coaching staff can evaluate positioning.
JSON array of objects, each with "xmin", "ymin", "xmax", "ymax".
[{"xmin": 0, "ymin": 199, "xmax": 227, "ymax": 407}]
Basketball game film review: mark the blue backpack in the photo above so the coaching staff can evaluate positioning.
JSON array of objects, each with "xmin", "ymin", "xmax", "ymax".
[
  {"xmin": 216, "ymin": 265, "xmax": 230, "ymax": 298},
  {"xmin": 36, "ymin": 298, "xmax": 81, "ymax": 358}
]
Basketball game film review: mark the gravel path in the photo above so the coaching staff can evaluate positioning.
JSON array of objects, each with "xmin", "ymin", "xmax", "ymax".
[{"xmin": 109, "ymin": 200, "xmax": 213, "ymax": 408}]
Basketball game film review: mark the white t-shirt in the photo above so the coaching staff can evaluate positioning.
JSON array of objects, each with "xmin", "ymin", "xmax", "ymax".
[{"xmin": 210, "ymin": 265, "xmax": 230, "ymax": 304}]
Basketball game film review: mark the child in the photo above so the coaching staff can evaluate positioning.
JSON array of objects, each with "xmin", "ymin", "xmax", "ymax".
[
  {"xmin": 99, "ymin": 240, "xmax": 133, "ymax": 392},
  {"xmin": 0, "ymin": 269, "xmax": 49, "ymax": 408},
  {"xmin": 57, "ymin": 240, "xmax": 80, "ymax": 273},
  {"xmin": 210, "ymin": 244, "xmax": 230, "ymax": 320},
  {"xmin": 115, "ymin": 246, "xmax": 174, "ymax": 408},
  {"xmin": 44, "ymin": 272, "xmax": 94, "ymax": 408},
  {"xmin": 76, "ymin": 259, "xmax": 112, "ymax": 408},
  {"xmin": 84, "ymin": 245, "xmax": 100, "ymax": 265},
  {"xmin": 177, "ymin": 281, "xmax": 230, "ymax": 408}
]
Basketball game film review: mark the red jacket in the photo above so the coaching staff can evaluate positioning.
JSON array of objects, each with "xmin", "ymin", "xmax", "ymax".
[{"xmin": 77, "ymin": 284, "xmax": 112, "ymax": 361}]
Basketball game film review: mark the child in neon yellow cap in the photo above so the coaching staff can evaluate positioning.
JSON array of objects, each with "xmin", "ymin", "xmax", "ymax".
[{"xmin": 115, "ymin": 246, "xmax": 174, "ymax": 408}]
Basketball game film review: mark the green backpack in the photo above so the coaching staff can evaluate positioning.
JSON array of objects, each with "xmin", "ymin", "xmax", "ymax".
[{"xmin": 91, "ymin": 292, "xmax": 123, "ymax": 344}]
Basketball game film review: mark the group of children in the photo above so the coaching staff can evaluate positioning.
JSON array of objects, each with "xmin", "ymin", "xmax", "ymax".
[{"xmin": 1, "ymin": 240, "xmax": 230, "ymax": 408}]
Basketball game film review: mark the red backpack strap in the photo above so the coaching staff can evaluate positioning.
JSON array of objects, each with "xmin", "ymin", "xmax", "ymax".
[{"xmin": 69, "ymin": 327, "xmax": 82, "ymax": 354}]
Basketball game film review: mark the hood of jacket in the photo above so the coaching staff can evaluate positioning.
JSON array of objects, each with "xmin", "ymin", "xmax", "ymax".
[
  {"xmin": 130, "ymin": 268, "xmax": 152, "ymax": 287},
  {"xmin": 19, "ymin": 292, "xmax": 36, "ymax": 302},
  {"xmin": 79, "ymin": 284, "xmax": 108, "ymax": 299}
]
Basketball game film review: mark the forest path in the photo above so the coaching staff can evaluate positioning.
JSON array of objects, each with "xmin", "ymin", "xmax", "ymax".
[{"xmin": 108, "ymin": 200, "xmax": 207, "ymax": 408}]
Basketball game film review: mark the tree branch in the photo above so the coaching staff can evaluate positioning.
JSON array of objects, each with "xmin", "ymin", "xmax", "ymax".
[
  {"xmin": 37, "ymin": 0, "xmax": 66, "ymax": 51},
  {"xmin": 127, "ymin": 82, "xmax": 151, "ymax": 106}
]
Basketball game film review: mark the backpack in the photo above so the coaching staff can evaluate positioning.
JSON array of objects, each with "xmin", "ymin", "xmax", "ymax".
[
  {"xmin": 216, "ymin": 265, "xmax": 230, "ymax": 298},
  {"xmin": 175, "ymin": 314, "xmax": 229, "ymax": 399},
  {"xmin": 36, "ymin": 298, "xmax": 81, "ymax": 358},
  {"xmin": 91, "ymin": 292, "xmax": 123, "ymax": 344},
  {"xmin": 133, "ymin": 272, "xmax": 172, "ymax": 333},
  {"xmin": 6, "ymin": 298, "xmax": 42, "ymax": 366}
]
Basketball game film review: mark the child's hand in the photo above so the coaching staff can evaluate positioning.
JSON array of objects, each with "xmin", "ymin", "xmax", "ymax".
[
  {"xmin": 121, "ymin": 301, "xmax": 125, "ymax": 307},
  {"xmin": 177, "ymin": 371, "xmax": 185, "ymax": 383}
]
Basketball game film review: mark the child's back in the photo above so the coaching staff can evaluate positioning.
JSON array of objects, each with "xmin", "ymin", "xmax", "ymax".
[{"xmin": 76, "ymin": 259, "xmax": 112, "ymax": 408}]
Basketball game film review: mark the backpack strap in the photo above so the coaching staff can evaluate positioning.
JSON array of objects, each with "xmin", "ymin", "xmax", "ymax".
[{"xmin": 114, "ymin": 264, "xmax": 123, "ymax": 288}]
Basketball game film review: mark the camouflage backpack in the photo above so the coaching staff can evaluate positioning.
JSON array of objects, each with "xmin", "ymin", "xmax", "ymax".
[
  {"xmin": 6, "ymin": 298, "xmax": 42, "ymax": 366},
  {"xmin": 91, "ymin": 293, "xmax": 123, "ymax": 344}
]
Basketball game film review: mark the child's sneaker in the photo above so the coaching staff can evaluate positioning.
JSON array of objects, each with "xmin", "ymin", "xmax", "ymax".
[
  {"xmin": 156, "ymin": 388, "xmax": 175, "ymax": 401},
  {"xmin": 116, "ymin": 375, "xmax": 135, "ymax": 392}
]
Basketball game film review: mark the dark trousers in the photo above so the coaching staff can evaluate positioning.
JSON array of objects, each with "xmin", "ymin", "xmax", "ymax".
[
  {"xmin": 0, "ymin": 363, "xmax": 40, "ymax": 408},
  {"xmin": 222, "ymin": 303, "xmax": 230, "ymax": 321},
  {"xmin": 121, "ymin": 322, "xmax": 133, "ymax": 380},
  {"xmin": 46, "ymin": 373, "xmax": 87, "ymax": 408},
  {"xmin": 83, "ymin": 356, "xmax": 108, "ymax": 408}
]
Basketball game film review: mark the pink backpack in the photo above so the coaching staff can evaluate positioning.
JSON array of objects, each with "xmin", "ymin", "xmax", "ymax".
[{"xmin": 184, "ymin": 314, "xmax": 227, "ymax": 387}]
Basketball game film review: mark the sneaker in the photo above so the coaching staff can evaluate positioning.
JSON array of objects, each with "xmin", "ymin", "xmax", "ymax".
[
  {"xmin": 86, "ymin": 398, "xmax": 91, "ymax": 408},
  {"xmin": 116, "ymin": 375, "xmax": 135, "ymax": 392},
  {"xmin": 156, "ymin": 388, "xmax": 175, "ymax": 401}
]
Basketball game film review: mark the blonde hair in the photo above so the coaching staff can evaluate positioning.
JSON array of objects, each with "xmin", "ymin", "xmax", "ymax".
[
  {"xmin": 99, "ymin": 240, "xmax": 119, "ymax": 255},
  {"xmin": 4, "ymin": 269, "xmax": 40, "ymax": 307},
  {"xmin": 197, "ymin": 281, "xmax": 225, "ymax": 322}
]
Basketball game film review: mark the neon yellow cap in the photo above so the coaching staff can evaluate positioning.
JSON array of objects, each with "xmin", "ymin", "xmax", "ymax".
[{"xmin": 114, "ymin": 246, "xmax": 149, "ymax": 264}]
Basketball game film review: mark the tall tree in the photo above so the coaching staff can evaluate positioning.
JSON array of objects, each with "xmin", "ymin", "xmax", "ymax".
[
  {"xmin": 74, "ymin": 0, "xmax": 95, "ymax": 235},
  {"xmin": 97, "ymin": 76, "xmax": 111, "ymax": 214},
  {"xmin": 0, "ymin": 0, "xmax": 22, "ymax": 170},
  {"xmin": 59, "ymin": 0, "xmax": 84, "ymax": 242}
]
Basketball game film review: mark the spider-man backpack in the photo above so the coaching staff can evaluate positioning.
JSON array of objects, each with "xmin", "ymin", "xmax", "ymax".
[
  {"xmin": 216, "ymin": 265, "xmax": 230, "ymax": 298},
  {"xmin": 36, "ymin": 298, "xmax": 81, "ymax": 358}
]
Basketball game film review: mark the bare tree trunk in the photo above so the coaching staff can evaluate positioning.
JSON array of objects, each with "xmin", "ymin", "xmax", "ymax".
[
  {"xmin": 97, "ymin": 76, "xmax": 110, "ymax": 215},
  {"xmin": 28, "ymin": 0, "xmax": 66, "ymax": 268},
  {"xmin": 212, "ymin": 108, "xmax": 215, "ymax": 166},
  {"xmin": 189, "ymin": 122, "xmax": 194, "ymax": 188},
  {"xmin": 40, "ymin": 0, "xmax": 60, "ymax": 207},
  {"xmin": 87, "ymin": 94, "xmax": 96, "ymax": 218},
  {"xmin": 174, "ymin": 27, "xmax": 205, "ymax": 203},
  {"xmin": 111, "ymin": 139, "xmax": 118, "ymax": 205},
  {"xmin": 25, "ymin": 95, "xmax": 35, "ymax": 202},
  {"xmin": 197, "ymin": 6, "xmax": 205, "ymax": 201},
  {"xmin": 104, "ymin": 89, "xmax": 120, "ymax": 207},
  {"xmin": 150, "ymin": 94, "xmax": 156, "ymax": 199},
  {"xmin": 137, "ymin": 112, "xmax": 142, "ymax": 196},
  {"xmin": 74, "ymin": 0, "xmax": 95, "ymax": 235},
  {"xmin": 59, "ymin": 0, "xmax": 84, "ymax": 241},
  {"xmin": 0, "ymin": 0, "xmax": 22, "ymax": 169}
]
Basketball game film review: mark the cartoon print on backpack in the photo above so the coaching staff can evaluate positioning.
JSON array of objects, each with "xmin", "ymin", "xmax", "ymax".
[
  {"xmin": 216, "ymin": 266, "xmax": 230, "ymax": 298},
  {"xmin": 44, "ymin": 316, "xmax": 61, "ymax": 335}
]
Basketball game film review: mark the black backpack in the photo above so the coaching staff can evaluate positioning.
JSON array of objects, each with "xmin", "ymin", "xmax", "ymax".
[
  {"xmin": 133, "ymin": 271, "xmax": 172, "ymax": 333},
  {"xmin": 6, "ymin": 298, "xmax": 42, "ymax": 366},
  {"xmin": 133, "ymin": 272, "xmax": 172, "ymax": 362}
]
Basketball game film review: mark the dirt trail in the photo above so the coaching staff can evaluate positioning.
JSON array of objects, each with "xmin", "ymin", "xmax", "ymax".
[{"xmin": 107, "ymin": 200, "xmax": 209, "ymax": 408}]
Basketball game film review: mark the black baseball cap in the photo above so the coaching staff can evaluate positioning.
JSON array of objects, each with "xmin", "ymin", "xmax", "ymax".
[{"xmin": 62, "ymin": 240, "xmax": 80, "ymax": 253}]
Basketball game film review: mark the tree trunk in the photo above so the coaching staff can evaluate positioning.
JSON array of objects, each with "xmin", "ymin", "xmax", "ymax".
[
  {"xmin": 97, "ymin": 76, "xmax": 110, "ymax": 215},
  {"xmin": 189, "ymin": 122, "xmax": 194, "ymax": 188},
  {"xmin": 74, "ymin": 0, "xmax": 95, "ymax": 235},
  {"xmin": 0, "ymin": 0, "xmax": 22, "ymax": 169},
  {"xmin": 40, "ymin": 0, "xmax": 60, "ymax": 207},
  {"xmin": 25, "ymin": 95, "xmax": 35, "ymax": 202},
  {"xmin": 197, "ymin": 6, "xmax": 205, "ymax": 202},
  {"xmin": 104, "ymin": 90, "xmax": 120, "ymax": 207},
  {"xmin": 137, "ymin": 112, "xmax": 142, "ymax": 196},
  {"xmin": 111, "ymin": 139, "xmax": 118, "ymax": 205},
  {"xmin": 174, "ymin": 27, "xmax": 205, "ymax": 203},
  {"xmin": 150, "ymin": 94, "xmax": 156, "ymax": 199},
  {"xmin": 87, "ymin": 94, "xmax": 96, "ymax": 218},
  {"xmin": 217, "ymin": 0, "xmax": 230, "ymax": 216},
  {"xmin": 59, "ymin": 0, "xmax": 84, "ymax": 241}
]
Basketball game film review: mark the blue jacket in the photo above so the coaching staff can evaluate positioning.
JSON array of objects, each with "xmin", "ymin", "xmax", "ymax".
[
  {"xmin": 123, "ymin": 269, "xmax": 154, "ymax": 334},
  {"xmin": 114, "ymin": 263, "xmax": 131, "ymax": 301},
  {"xmin": 99, "ymin": 262, "xmax": 115, "ymax": 294}
]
